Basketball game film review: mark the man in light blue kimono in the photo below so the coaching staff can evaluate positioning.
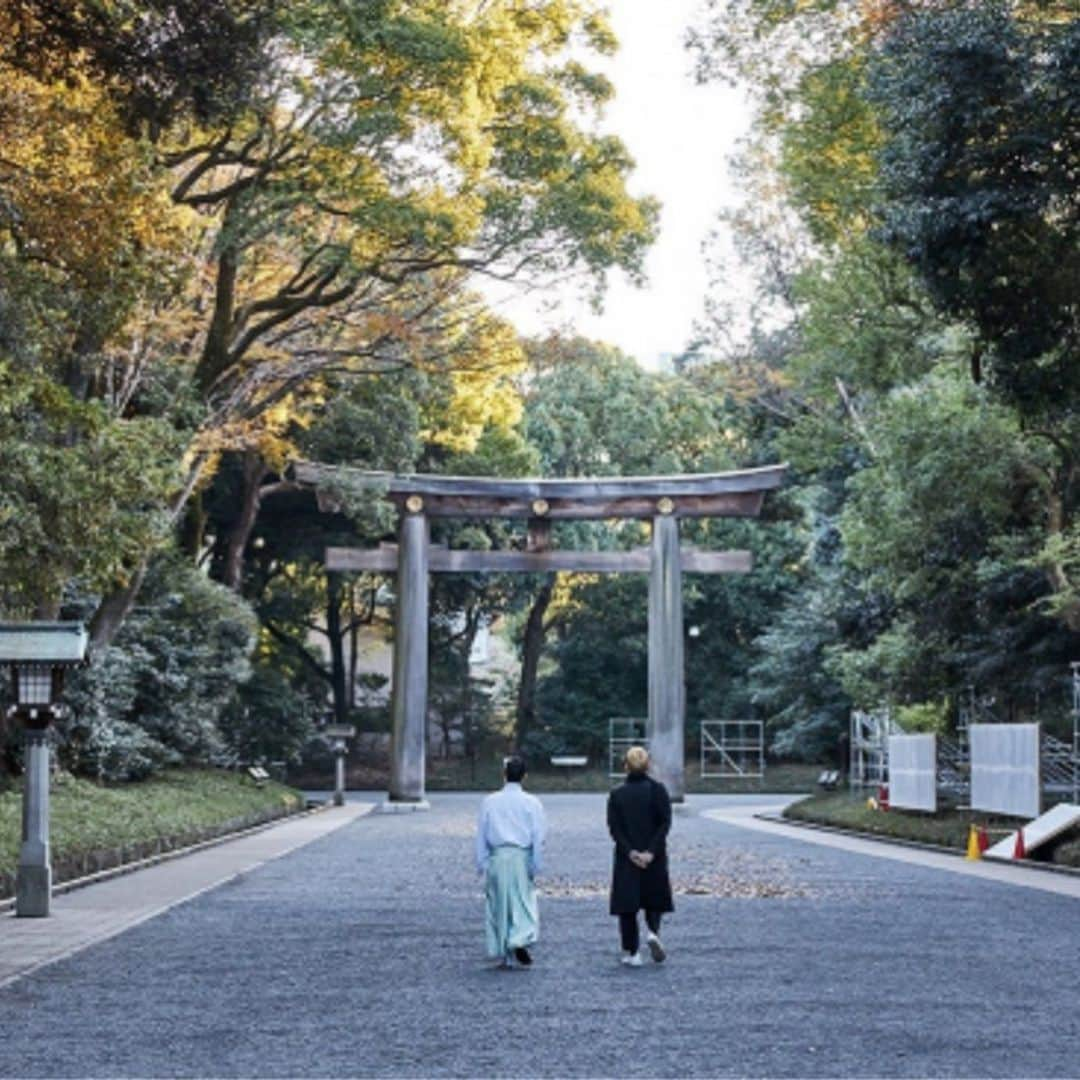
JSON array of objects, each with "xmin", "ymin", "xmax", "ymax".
[{"xmin": 475, "ymin": 755, "xmax": 547, "ymax": 968}]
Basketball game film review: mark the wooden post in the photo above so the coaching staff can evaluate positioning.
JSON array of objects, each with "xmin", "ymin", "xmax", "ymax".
[
  {"xmin": 389, "ymin": 509, "xmax": 429, "ymax": 803},
  {"xmin": 648, "ymin": 513, "xmax": 686, "ymax": 801}
]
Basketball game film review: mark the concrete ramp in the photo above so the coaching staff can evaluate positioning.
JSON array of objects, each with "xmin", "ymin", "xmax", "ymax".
[{"xmin": 986, "ymin": 802, "xmax": 1080, "ymax": 859}]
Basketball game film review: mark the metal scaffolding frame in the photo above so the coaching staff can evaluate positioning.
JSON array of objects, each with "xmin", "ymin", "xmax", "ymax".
[
  {"xmin": 700, "ymin": 720, "xmax": 764, "ymax": 778},
  {"xmin": 936, "ymin": 735, "xmax": 969, "ymax": 797},
  {"xmin": 608, "ymin": 717, "xmax": 647, "ymax": 778},
  {"xmin": 852, "ymin": 663, "xmax": 1080, "ymax": 802},
  {"xmin": 1041, "ymin": 732, "xmax": 1075, "ymax": 794},
  {"xmin": 849, "ymin": 708, "xmax": 901, "ymax": 789}
]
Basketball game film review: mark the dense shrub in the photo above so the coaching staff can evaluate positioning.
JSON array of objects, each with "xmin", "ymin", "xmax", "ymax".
[
  {"xmin": 218, "ymin": 658, "xmax": 322, "ymax": 768},
  {"xmin": 61, "ymin": 556, "xmax": 257, "ymax": 780}
]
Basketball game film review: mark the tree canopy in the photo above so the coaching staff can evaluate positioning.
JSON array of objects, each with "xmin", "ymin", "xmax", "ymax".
[
  {"xmin": 0, "ymin": 0, "xmax": 659, "ymax": 779},
  {"xmin": 3, "ymin": 0, "xmax": 1078, "ymax": 783},
  {"xmin": 687, "ymin": 0, "xmax": 1080, "ymax": 749}
]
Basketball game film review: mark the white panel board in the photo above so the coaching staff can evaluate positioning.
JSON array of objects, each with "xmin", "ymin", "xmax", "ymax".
[
  {"xmin": 888, "ymin": 734, "xmax": 937, "ymax": 812},
  {"xmin": 970, "ymin": 723, "xmax": 1041, "ymax": 819},
  {"xmin": 986, "ymin": 803, "xmax": 1080, "ymax": 859}
]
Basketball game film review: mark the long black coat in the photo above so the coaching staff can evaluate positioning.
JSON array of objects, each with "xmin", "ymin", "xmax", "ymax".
[{"xmin": 607, "ymin": 773, "xmax": 674, "ymax": 915}]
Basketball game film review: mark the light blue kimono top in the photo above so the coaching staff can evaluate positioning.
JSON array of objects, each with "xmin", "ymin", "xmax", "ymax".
[{"xmin": 475, "ymin": 782, "xmax": 547, "ymax": 877}]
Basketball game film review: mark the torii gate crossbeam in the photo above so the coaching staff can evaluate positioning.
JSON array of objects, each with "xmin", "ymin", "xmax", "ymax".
[{"xmin": 294, "ymin": 462, "xmax": 786, "ymax": 807}]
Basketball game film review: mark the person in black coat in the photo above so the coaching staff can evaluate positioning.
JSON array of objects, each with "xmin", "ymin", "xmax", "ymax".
[{"xmin": 606, "ymin": 745, "xmax": 673, "ymax": 966}]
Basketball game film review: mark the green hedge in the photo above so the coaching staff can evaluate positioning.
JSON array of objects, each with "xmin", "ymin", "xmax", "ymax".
[
  {"xmin": 784, "ymin": 791, "xmax": 1080, "ymax": 868},
  {"xmin": 0, "ymin": 768, "xmax": 304, "ymax": 899},
  {"xmin": 422, "ymin": 757, "xmax": 824, "ymax": 793}
]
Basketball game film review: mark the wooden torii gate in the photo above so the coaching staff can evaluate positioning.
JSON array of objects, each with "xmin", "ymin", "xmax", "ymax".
[{"xmin": 295, "ymin": 462, "xmax": 786, "ymax": 807}]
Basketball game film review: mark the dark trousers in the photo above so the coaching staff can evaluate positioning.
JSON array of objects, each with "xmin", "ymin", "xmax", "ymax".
[{"xmin": 618, "ymin": 910, "xmax": 662, "ymax": 954}]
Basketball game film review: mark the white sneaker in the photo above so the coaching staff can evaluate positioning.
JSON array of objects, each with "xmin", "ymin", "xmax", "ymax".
[
  {"xmin": 621, "ymin": 951, "xmax": 643, "ymax": 967},
  {"xmin": 646, "ymin": 931, "xmax": 666, "ymax": 963}
]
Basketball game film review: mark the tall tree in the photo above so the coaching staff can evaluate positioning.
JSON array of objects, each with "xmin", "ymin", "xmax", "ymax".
[
  {"xmin": 686, "ymin": 0, "xmax": 1080, "ymax": 744},
  {"xmin": 865, "ymin": 5, "xmax": 1080, "ymax": 630},
  {"xmin": 514, "ymin": 337, "xmax": 741, "ymax": 752},
  {"xmin": 2, "ymin": 0, "xmax": 278, "ymax": 134},
  {"xmin": 1, "ymin": 1, "xmax": 659, "ymax": 650}
]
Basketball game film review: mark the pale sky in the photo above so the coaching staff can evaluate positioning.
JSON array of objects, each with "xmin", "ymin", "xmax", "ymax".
[{"xmin": 483, "ymin": 0, "xmax": 750, "ymax": 369}]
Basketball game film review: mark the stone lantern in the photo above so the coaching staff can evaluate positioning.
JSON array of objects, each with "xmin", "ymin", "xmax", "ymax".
[
  {"xmin": 0, "ymin": 622, "xmax": 89, "ymax": 917},
  {"xmin": 324, "ymin": 724, "xmax": 356, "ymax": 806}
]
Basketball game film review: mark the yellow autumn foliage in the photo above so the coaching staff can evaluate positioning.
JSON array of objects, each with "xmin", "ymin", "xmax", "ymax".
[
  {"xmin": 0, "ymin": 67, "xmax": 192, "ymax": 294},
  {"xmin": 425, "ymin": 308, "xmax": 526, "ymax": 453}
]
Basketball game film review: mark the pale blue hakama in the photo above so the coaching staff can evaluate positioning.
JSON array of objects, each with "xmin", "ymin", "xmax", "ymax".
[{"xmin": 484, "ymin": 845, "xmax": 539, "ymax": 958}]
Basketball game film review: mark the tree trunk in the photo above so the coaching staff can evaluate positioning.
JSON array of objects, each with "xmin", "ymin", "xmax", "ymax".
[
  {"xmin": 178, "ymin": 493, "xmax": 208, "ymax": 562},
  {"xmin": 33, "ymin": 596, "xmax": 62, "ymax": 620},
  {"xmin": 515, "ymin": 576, "xmax": 554, "ymax": 751},
  {"xmin": 326, "ymin": 572, "xmax": 350, "ymax": 726},
  {"xmin": 87, "ymin": 453, "xmax": 211, "ymax": 653},
  {"xmin": 348, "ymin": 580, "xmax": 359, "ymax": 708},
  {"xmin": 457, "ymin": 603, "xmax": 485, "ymax": 761},
  {"xmin": 1044, "ymin": 487, "xmax": 1080, "ymax": 632},
  {"xmin": 223, "ymin": 452, "xmax": 269, "ymax": 591},
  {"xmin": 195, "ymin": 232, "xmax": 239, "ymax": 393},
  {"xmin": 88, "ymin": 561, "xmax": 149, "ymax": 653}
]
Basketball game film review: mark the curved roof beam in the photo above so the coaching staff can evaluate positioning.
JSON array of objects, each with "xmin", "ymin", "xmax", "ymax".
[{"xmin": 293, "ymin": 462, "xmax": 786, "ymax": 521}]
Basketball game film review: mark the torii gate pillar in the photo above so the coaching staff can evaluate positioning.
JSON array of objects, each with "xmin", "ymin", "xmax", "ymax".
[
  {"xmin": 389, "ymin": 509, "xmax": 429, "ymax": 804},
  {"xmin": 648, "ymin": 513, "xmax": 685, "ymax": 800}
]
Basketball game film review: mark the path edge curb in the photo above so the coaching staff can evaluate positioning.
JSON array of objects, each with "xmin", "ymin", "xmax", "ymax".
[
  {"xmin": 0, "ymin": 802, "xmax": 373, "ymax": 992},
  {"xmin": 752, "ymin": 810, "xmax": 1080, "ymax": 879},
  {"xmin": 0, "ymin": 800, "xmax": 335, "ymax": 915}
]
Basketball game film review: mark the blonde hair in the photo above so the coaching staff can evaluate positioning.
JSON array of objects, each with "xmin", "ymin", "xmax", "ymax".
[{"xmin": 624, "ymin": 745, "xmax": 649, "ymax": 774}]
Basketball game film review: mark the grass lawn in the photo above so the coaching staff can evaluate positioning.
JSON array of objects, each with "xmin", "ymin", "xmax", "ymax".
[
  {"xmin": 784, "ymin": 790, "xmax": 1080, "ymax": 869},
  {"xmin": 419, "ymin": 756, "xmax": 822, "ymax": 794},
  {"xmin": 0, "ymin": 768, "xmax": 305, "ymax": 899}
]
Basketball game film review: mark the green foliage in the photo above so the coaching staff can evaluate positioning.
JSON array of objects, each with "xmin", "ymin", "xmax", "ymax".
[
  {"xmin": 61, "ymin": 557, "xmax": 257, "ymax": 780},
  {"xmin": 533, "ymin": 576, "xmax": 648, "ymax": 759},
  {"xmin": 218, "ymin": 660, "xmax": 321, "ymax": 768},
  {"xmin": 2, "ymin": 0, "xmax": 277, "ymax": 133},
  {"xmin": 894, "ymin": 701, "xmax": 948, "ymax": 736},
  {"xmin": 300, "ymin": 376, "xmax": 424, "ymax": 475},
  {"xmin": 0, "ymin": 364, "xmax": 183, "ymax": 615},
  {"xmin": 780, "ymin": 57, "xmax": 882, "ymax": 245},
  {"xmin": 517, "ymin": 337, "xmax": 805, "ymax": 755},
  {"xmin": 3, "ymin": 0, "xmax": 661, "ymax": 649},
  {"xmin": 868, "ymin": 5, "xmax": 1080, "ymax": 416},
  {"xmin": 688, "ymin": 0, "xmax": 1080, "ymax": 756},
  {"xmin": 684, "ymin": 513, "xmax": 807, "ymax": 720},
  {"xmin": 6, "ymin": 0, "xmax": 1077, "ymax": 786},
  {"xmin": 747, "ymin": 529, "xmax": 861, "ymax": 761},
  {"xmin": 0, "ymin": 0, "xmax": 666, "ymax": 786},
  {"xmin": 840, "ymin": 373, "xmax": 1032, "ymax": 600},
  {"xmin": 524, "ymin": 337, "xmax": 729, "ymax": 476},
  {"xmin": 784, "ymin": 239, "xmax": 946, "ymax": 406},
  {"xmin": 0, "ymin": 768, "xmax": 302, "ymax": 889}
]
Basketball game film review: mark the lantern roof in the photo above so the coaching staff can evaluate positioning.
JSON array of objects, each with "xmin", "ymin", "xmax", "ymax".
[{"xmin": 0, "ymin": 623, "xmax": 89, "ymax": 666}]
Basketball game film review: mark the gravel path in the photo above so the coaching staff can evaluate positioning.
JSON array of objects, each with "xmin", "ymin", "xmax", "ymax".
[{"xmin": 2, "ymin": 792, "xmax": 1078, "ymax": 1078}]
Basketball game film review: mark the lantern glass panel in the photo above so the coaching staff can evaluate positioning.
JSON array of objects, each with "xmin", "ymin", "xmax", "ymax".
[{"xmin": 16, "ymin": 666, "xmax": 53, "ymax": 705}]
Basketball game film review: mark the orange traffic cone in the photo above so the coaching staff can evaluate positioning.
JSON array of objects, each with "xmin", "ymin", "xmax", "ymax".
[
  {"xmin": 977, "ymin": 825, "xmax": 990, "ymax": 854},
  {"xmin": 966, "ymin": 825, "xmax": 981, "ymax": 860},
  {"xmin": 1012, "ymin": 826, "xmax": 1026, "ymax": 860}
]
